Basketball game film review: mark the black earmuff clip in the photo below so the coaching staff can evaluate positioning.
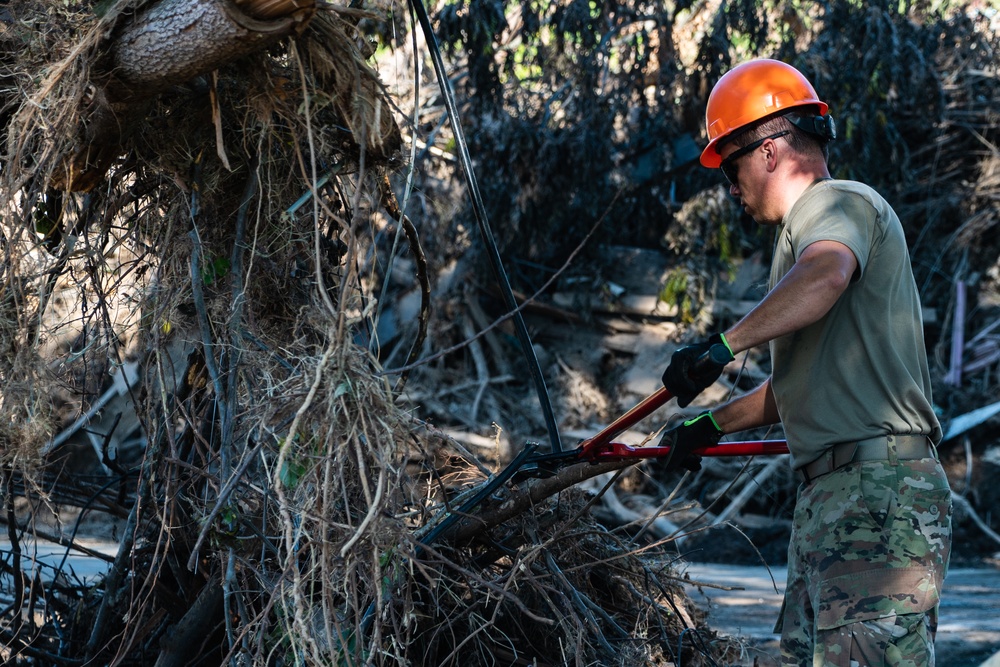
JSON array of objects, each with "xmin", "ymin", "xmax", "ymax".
[{"xmin": 789, "ymin": 114, "xmax": 837, "ymax": 142}]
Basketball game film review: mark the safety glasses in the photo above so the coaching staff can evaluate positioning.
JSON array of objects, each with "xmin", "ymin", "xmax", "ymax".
[{"xmin": 719, "ymin": 130, "xmax": 790, "ymax": 185}]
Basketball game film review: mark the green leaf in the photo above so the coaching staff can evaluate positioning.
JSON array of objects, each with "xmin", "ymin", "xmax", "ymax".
[
  {"xmin": 202, "ymin": 257, "xmax": 231, "ymax": 285},
  {"xmin": 279, "ymin": 458, "xmax": 307, "ymax": 489}
]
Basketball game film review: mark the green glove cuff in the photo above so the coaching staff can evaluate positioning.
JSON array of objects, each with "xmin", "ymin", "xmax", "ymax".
[
  {"xmin": 683, "ymin": 410, "xmax": 724, "ymax": 434},
  {"xmin": 717, "ymin": 332, "xmax": 734, "ymax": 357}
]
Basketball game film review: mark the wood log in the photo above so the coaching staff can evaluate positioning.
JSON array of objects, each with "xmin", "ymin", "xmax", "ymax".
[
  {"xmin": 153, "ymin": 573, "xmax": 224, "ymax": 667},
  {"xmin": 109, "ymin": 0, "xmax": 313, "ymax": 100},
  {"xmin": 445, "ymin": 458, "xmax": 636, "ymax": 545}
]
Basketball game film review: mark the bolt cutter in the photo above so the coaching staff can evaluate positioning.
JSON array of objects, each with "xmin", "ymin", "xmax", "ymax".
[
  {"xmin": 513, "ymin": 386, "xmax": 789, "ymax": 482},
  {"xmin": 421, "ymin": 347, "xmax": 790, "ymax": 546}
]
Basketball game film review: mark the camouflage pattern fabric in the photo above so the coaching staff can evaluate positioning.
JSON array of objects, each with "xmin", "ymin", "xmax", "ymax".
[{"xmin": 776, "ymin": 457, "xmax": 952, "ymax": 666}]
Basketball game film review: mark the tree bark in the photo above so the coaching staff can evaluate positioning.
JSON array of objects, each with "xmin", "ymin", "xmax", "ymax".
[{"xmin": 153, "ymin": 573, "xmax": 224, "ymax": 667}]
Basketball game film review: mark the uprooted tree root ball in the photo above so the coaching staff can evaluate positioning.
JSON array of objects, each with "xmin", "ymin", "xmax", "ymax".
[{"xmin": 0, "ymin": 0, "xmax": 734, "ymax": 665}]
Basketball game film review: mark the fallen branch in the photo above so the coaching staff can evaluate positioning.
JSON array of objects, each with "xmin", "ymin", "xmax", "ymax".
[
  {"xmin": 590, "ymin": 473, "xmax": 683, "ymax": 541},
  {"xmin": 951, "ymin": 492, "xmax": 1000, "ymax": 548},
  {"xmin": 153, "ymin": 573, "xmax": 224, "ymax": 667},
  {"xmin": 711, "ymin": 457, "xmax": 784, "ymax": 526},
  {"xmin": 444, "ymin": 457, "xmax": 635, "ymax": 545}
]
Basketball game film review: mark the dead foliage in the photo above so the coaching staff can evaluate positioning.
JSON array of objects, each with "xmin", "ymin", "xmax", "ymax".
[{"xmin": 0, "ymin": 1, "xmax": 734, "ymax": 666}]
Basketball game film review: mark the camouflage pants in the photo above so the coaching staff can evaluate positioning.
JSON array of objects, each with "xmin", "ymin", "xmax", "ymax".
[{"xmin": 776, "ymin": 457, "xmax": 952, "ymax": 666}]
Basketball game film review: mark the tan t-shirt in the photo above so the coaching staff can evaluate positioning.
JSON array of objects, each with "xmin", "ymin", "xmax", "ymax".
[{"xmin": 768, "ymin": 179, "xmax": 942, "ymax": 469}]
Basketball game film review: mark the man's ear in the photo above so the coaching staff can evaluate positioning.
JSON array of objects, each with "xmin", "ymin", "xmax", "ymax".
[{"xmin": 763, "ymin": 139, "xmax": 780, "ymax": 172}]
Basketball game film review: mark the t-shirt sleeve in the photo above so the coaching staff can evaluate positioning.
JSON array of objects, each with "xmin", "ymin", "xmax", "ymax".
[{"xmin": 790, "ymin": 188, "xmax": 874, "ymax": 278}]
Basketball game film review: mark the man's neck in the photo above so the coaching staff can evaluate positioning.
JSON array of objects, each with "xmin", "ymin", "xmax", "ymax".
[{"xmin": 775, "ymin": 160, "xmax": 831, "ymax": 218}]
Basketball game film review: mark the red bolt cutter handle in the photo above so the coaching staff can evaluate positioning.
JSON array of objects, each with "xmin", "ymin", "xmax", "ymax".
[
  {"xmin": 578, "ymin": 342, "xmax": 730, "ymax": 457},
  {"xmin": 583, "ymin": 439, "xmax": 789, "ymax": 462},
  {"xmin": 577, "ymin": 386, "xmax": 674, "ymax": 458}
]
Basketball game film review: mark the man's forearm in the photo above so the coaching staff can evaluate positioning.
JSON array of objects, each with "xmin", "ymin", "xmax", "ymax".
[
  {"xmin": 723, "ymin": 240, "xmax": 856, "ymax": 354},
  {"xmin": 711, "ymin": 378, "xmax": 780, "ymax": 434}
]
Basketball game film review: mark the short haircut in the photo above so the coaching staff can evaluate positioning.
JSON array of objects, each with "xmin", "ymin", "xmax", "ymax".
[{"xmin": 724, "ymin": 109, "xmax": 829, "ymax": 161}]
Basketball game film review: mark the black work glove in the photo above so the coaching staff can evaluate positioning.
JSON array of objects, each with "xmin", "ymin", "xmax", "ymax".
[
  {"xmin": 662, "ymin": 333, "xmax": 735, "ymax": 408},
  {"xmin": 658, "ymin": 411, "xmax": 724, "ymax": 473}
]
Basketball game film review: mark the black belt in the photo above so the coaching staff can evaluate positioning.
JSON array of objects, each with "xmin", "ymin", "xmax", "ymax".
[{"xmin": 797, "ymin": 434, "xmax": 936, "ymax": 484}]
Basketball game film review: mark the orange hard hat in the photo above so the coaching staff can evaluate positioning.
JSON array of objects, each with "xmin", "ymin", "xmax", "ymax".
[{"xmin": 700, "ymin": 59, "xmax": 829, "ymax": 168}]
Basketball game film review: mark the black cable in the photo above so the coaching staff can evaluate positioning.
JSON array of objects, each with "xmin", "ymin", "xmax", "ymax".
[{"xmin": 408, "ymin": 0, "xmax": 563, "ymax": 453}]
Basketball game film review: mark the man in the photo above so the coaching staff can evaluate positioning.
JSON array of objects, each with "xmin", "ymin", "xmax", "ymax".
[{"xmin": 659, "ymin": 59, "xmax": 952, "ymax": 666}]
